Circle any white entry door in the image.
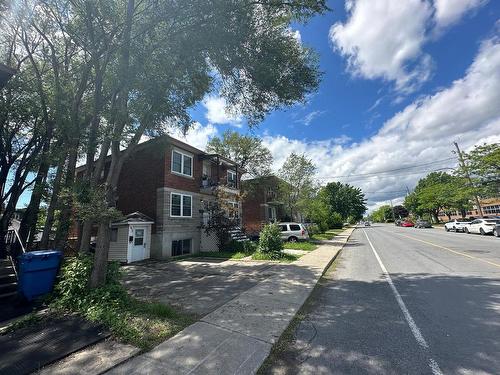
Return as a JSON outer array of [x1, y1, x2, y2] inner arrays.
[[130, 226, 147, 262]]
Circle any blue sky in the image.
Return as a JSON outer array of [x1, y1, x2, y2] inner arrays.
[[176, 0, 500, 210], [16, 0, 500, 211]]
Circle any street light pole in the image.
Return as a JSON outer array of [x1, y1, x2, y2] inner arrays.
[[453, 141, 483, 218]]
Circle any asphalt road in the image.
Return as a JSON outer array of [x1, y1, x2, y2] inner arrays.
[[262, 224, 500, 375]]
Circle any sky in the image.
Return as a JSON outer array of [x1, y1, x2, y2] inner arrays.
[[170, 0, 500, 212], [13, 0, 500, 212]]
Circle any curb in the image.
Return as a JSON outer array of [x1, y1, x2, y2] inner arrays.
[[319, 227, 355, 277], [105, 227, 356, 375], [256, 227, 355, 373]]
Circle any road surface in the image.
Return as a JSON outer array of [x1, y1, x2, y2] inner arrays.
[[261, 224, 500, 375]]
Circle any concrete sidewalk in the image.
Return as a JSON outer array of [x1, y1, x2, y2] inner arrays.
[[107, 228, 355, 375]]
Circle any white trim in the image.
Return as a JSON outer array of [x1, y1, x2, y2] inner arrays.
[[170, 192, 193, 218], [171, 149, 193, 177], [227, 169, 236, 187]]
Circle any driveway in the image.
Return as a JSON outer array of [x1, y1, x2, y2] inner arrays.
[[121, 258, 275, 316]]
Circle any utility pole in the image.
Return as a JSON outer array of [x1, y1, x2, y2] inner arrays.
[[390, 200, 396, 222], [405, 185, 410, 196], [454, 141, 483, 217]]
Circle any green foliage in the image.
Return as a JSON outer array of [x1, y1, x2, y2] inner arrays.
[[278, 153, 316, 219], [283, 241, 317, 251], [252, 252, 301, 263], [461, 143, 500, 197], [320, 182, 367, 222], [371, 205, 393, 222], [257, 223, 284, 259], [405, 171, 475, 221], [329, 212, 344, 229], [206, 131, 273, 178], [51, 255, 192, 350]]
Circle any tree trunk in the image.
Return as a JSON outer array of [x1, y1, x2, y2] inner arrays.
[[40, 154, 66, 249], [18, 162, 49, 249], [89, 221, 110, 287], [54, 142, 79, 249]]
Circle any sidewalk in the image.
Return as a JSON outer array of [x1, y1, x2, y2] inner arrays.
[[107, 228, 355, 375]]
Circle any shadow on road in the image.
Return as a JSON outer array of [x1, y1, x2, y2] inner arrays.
[[261, 272, 500, 375]]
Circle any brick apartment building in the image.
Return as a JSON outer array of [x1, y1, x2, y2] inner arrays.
[[438, 197, 500, 221], [241, 176, 291, 236], [76, 136, 242, 261]]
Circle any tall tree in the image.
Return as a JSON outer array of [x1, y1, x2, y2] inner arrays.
[[461, 143, 500, 197], [278, 153, 316, 220], [320, 182, 367, 222], [86, 0, 327, 287], [206, 131, 273, 178]]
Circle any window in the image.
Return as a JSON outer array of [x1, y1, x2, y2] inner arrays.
[[279, 225, 288, 232], [227, 201, 239, 218], [134, 229, 144, 246], [110, 228, 118, 242], [170, 193, 192, 217], [171, 150, 193, 177], [172, 239, 191, 256], [268, 206, 276, 221], [289, 224, 301, 231], [227, 170, 236, 188]]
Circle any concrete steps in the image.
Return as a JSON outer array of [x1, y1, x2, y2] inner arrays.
[[0, 259, 17, 300]]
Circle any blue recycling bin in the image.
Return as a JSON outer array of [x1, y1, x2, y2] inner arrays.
[[17, 250, 62, 301]]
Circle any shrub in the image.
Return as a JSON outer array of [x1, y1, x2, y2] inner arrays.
[[223, 239, 257, 254], [257, 223, 283, 259], [51, 254, 192, 350], [306, 223, 320, 235], [329, 212, 344, 229]]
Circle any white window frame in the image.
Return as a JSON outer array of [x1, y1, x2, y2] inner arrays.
[[171, 149, 193, 177], [227, 170, 237, 187], [227, 201, 239, 218], [170, 192, 193, 218]]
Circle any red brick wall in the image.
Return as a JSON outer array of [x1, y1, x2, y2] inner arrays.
[[116, 143, 165, 223], [164, 144, 203, 192]]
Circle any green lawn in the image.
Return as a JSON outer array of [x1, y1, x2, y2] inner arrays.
[[310, 228, 344, 241], [283, 241, 318, 251], [251, 251, 302, 262], [193, 251, 249, 260]]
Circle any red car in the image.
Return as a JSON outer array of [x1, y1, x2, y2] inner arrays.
[[401, 220, 414, 227]]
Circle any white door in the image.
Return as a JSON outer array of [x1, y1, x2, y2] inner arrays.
[[130, 227, 146, 262]]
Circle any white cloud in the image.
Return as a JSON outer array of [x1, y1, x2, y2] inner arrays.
[[295, 110, 326, 126], [202, 95, 242, 127], [263, 38, 500, 207], [330, 0, 486, 93], [434, 0, 487, 30], [168, 122, 218, 150]]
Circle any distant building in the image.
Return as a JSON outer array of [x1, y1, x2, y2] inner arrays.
[[438, 197, 500, 220]]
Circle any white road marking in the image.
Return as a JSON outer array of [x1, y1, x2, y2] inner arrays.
[[363, 229, 443, 375]]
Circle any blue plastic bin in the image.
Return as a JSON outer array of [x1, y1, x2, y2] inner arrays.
[[17, 250, 62, 301]]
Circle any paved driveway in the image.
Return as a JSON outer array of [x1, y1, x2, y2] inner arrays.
[[122, 258, 275, 316]]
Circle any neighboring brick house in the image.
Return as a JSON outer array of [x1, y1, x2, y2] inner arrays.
[[241, 176, 289, 236], [76, 135, 242, 260], [438, 197, 500, 221]]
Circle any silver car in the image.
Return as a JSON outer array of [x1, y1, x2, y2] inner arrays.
[[278, 222, 309, 242]]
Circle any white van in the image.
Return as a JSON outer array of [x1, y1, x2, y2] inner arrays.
[[278, 222, 309, 242]]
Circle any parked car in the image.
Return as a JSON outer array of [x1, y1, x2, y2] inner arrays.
[[278, 222, 309, 242], [415, 220, 432, 228], [493, 223, 499, 237], [364, 221, 371, 227], [444, 219, 471, 232], [464, 218, 500, 235], [401, 220, 414, 227]]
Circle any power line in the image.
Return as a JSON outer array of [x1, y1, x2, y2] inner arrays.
[[317, 167, 456, 181], [316, 157, 456, 179]]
